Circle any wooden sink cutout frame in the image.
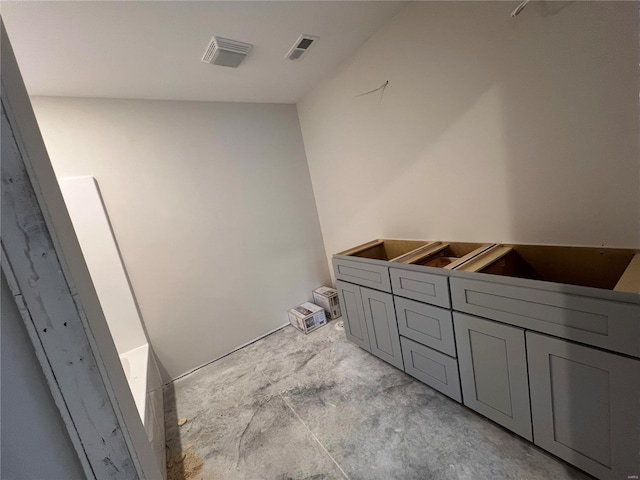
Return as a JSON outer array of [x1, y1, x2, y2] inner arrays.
[[338, 239, 435, 262], [457, 244, 640, 293], [394, 241, 493, 270]]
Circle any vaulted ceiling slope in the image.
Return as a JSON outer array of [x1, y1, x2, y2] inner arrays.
[[1, 1, 406, 104]]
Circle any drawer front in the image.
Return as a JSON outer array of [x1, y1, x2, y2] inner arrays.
[[333, 257, 391, 292], [450, 277, 640, 359], [401, 337, 461, 402], [390, 268, 450, 308], [527, 332, 640, 480], [454, 312, 532, 441], [395, 297, 456, 357]]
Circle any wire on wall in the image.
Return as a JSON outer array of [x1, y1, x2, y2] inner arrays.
[[355, 80, 389, 103]]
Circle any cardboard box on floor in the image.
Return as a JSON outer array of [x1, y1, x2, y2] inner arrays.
[[312, 286, 341, 320], [288, 302, 327, 334]]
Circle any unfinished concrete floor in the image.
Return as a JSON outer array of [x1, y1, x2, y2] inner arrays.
[[164, 323, 590, 480]]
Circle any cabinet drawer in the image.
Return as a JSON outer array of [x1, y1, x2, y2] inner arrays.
[[400, 337, 461, 402], [333, 257, 391, 292], [390, 267, 450, 308], [395, 297, 456, 357], [527, 332, 640, 480], [450, 277, 640, 358]]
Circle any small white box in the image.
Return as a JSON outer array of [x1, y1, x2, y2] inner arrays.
[[288, 302, 327, 334], [312, 286, 341, 320]]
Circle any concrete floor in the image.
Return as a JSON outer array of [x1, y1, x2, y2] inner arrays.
[[164, 323, 590, 480]]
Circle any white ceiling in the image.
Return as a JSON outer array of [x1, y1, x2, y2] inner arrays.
[[1, 1, 405, 104]]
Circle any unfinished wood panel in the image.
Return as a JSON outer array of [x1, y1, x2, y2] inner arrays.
[[361, 287, 404, 369], [389, 267, 450, 308], [401, 337, 461, 402], [454, 313, 532, 441], [340, 239, 432, 261], [527, 332, 640, 480], [337, 239, 384, 257], [333, 257, 392, 292], [399, 242, 493, 270], [455, 245, 513, 273], [395, 297, 456, 357], [466, 244, 636, 290], [614, 254, 640, 294], [336, 280, 370, 351], [450, 277, 640, 358], [394, 242, 449, 265]]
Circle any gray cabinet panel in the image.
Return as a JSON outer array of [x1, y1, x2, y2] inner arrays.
[[333, 258, 391, 292], [395, 297, 456, 357], [450, 277, 640, 358], [390, 267, 450, 308], [336, 280, 370, 352], [401, 337, 461, 402], [527, 332, 640, 480], [361, 287, 403, 369], [453, 313, 532, 440]]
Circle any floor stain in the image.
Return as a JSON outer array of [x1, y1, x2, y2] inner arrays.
[[167, 445, 204, 480]]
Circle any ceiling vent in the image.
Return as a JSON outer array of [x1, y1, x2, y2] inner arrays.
[[201, 36, 252, 68], [286, 34, 319, 61]]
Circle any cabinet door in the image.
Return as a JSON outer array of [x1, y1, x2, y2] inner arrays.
[[454, 312, 532, 440], [336, 280, 370, 352], [527, 332, 640, 480], [361, 287, 404, 369]]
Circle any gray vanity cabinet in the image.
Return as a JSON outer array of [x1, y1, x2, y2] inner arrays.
[[527, 332, 640, 480], [453, 312, 533, 441], [336, 280, 370, 352], [336, 280, 404, 369], [334, 240, 640, 480]]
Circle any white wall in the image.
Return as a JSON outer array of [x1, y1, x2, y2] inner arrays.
[[298, 1, 640, 272], [1, 274, 86, 480], [32, 97, 330, 380]]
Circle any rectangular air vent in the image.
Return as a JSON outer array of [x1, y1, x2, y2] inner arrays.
[[202, 36, 252, 68], [286, 34, 319, 61]]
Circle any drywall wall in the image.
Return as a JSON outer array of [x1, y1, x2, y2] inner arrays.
[[298, 1, 640, 271], [1, 274, 86, 480], [31, 97, 330, 380], [3, 20, 162, 478]]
